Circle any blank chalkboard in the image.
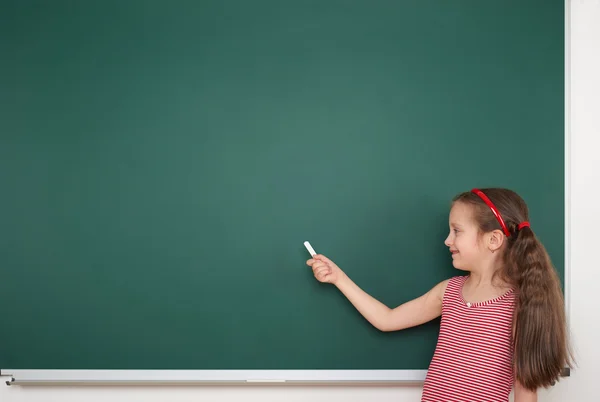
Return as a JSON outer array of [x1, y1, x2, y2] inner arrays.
[[0, 0, 564, 371]]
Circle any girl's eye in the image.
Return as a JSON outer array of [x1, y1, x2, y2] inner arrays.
[[453, 229, 459, 234]]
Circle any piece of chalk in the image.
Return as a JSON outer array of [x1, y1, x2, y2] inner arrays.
[[304, 241, 316, 257]]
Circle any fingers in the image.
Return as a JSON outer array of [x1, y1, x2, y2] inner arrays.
[[313, 263, 332, 282], [308, 254, 335, 265], [306, 254, 336, 283], [315, 268, 332, 282], [314, 254, 335, 265], [307, 256, 331, 267], [311, 261, 324, 272]]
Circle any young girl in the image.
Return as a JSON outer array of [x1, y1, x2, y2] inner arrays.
[[307, 188, 572, 402]]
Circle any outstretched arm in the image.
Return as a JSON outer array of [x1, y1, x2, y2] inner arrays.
[[308, 254, 448, 332]]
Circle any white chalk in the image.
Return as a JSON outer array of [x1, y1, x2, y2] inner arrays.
[[303, 241, 317, 257]]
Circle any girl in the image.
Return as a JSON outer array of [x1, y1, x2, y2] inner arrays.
[[307, 188, 573, 402]]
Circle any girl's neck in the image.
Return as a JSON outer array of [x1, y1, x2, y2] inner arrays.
[[467, 268, 509, 289]]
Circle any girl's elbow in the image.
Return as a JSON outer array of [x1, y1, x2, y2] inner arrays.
[[371, 310, 397, 332], [375, 320, 400, 332], [371, 320, 391, 332]]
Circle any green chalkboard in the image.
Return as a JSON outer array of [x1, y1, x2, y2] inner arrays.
[[0, 0, 564, 370]]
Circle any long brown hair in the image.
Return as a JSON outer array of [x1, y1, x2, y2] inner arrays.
[[453, 188, 573, 390]]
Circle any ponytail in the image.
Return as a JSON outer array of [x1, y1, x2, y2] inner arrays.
[[506, 226, 573, 390]]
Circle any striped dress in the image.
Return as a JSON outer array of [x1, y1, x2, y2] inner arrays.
[[421, 276, 516, 402]]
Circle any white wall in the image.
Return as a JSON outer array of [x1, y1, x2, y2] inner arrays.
[[2, 1, 598, 401]]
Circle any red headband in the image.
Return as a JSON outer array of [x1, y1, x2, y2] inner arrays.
[[470, 188, 530, 237]]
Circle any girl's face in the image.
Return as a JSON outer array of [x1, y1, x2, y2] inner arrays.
[[444, 202, 486, 271]]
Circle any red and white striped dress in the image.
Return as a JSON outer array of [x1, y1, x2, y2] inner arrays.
[[421, 276, 516, 402]]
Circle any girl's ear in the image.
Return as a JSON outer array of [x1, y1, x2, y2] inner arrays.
[[488, 229, 506, 253]]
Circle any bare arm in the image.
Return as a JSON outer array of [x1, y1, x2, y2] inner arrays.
[[514, 380, 537, 402], [308, 254, 447, 332], [336, 275, 447, 331]]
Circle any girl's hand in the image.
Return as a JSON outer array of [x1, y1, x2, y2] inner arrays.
[[306, 254, 344, 285]]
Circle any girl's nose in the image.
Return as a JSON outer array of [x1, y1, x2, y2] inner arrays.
[[444, 234, 452, 247]]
